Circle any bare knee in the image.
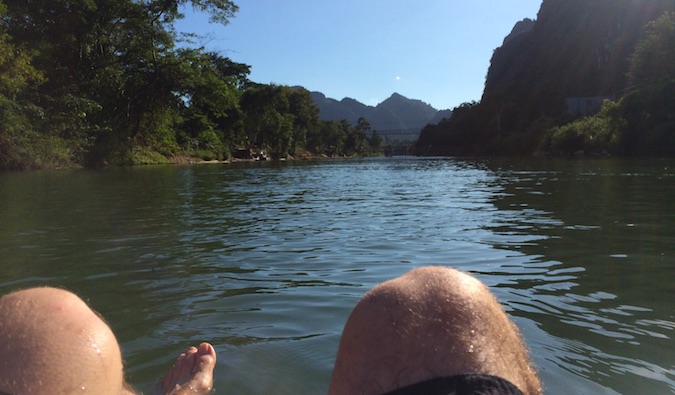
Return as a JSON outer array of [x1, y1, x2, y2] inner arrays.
[[361, 266, 495, 330], [382, 266, 540, 393], [0, 287, 125, 395], [356, 266, 499, 359], [330, 267, 542, 395], [387, 266, 488, 302]]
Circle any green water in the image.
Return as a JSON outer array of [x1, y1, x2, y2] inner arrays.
[[0, 157, 673, 394]]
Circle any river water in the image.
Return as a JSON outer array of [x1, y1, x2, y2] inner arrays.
[[0, 157, 673, 394]]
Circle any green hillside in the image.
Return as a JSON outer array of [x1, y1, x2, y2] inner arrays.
[[414, 0, 675, 156]]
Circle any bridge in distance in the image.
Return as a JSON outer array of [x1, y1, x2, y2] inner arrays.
[[368, 128, 422, 143]]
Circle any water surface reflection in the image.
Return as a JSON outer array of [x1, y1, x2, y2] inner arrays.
[[0, 158, 672, 394]]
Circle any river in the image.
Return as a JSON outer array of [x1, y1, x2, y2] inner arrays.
[[0, 157, 673, 394]]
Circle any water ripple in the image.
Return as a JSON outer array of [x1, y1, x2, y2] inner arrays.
[[1, 158, 673, 394]]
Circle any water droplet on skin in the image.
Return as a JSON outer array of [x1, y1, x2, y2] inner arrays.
[[468, 344, 474, 353]]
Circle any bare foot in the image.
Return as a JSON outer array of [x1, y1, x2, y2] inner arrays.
[[157, 342, 217, 395]]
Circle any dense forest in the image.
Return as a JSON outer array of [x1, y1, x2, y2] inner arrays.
[[0, 0, 384, 170], [414, 0, 675, 157]]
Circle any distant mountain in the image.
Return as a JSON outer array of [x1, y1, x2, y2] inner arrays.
[[309, 91, 450, 131]]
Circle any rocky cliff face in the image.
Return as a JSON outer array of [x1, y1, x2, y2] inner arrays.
[[483, 0, 675, 117], [415, 0, 674, 156], [502, 18, 534, 45], [310, 91, 448, 131]]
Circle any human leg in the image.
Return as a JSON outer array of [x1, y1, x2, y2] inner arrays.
[[0, 287, 131, 395], [328, 266, 542, 395], [0, 287, 216, 395]]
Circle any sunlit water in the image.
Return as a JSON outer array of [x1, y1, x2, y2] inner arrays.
[[0, 157, 673, 394]]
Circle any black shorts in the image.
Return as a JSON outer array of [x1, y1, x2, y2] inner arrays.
[[383, 374, 525, 395]]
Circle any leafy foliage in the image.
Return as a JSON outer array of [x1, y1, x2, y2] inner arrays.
[[541, 100, 625, 155], [0, 2, 52, 170], [0, 0, 385, 169], [629, 12, 675, 87], [0, 0, 250, 169]]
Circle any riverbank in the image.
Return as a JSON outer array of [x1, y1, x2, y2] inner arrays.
[[168, 151, 341, 166]]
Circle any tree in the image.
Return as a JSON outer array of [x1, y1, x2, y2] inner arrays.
[[413, 101, 481, 156], [177, 50, 249, 158], [620, 12, 675, 154], [239, 85, 322, 158], [0, 1, 49, 170], [287, 88, 319, 155], [628, 12, 675, 88], [353, 117, 371, 153], [176, 0, 238, 24], [369, 130, 384, 149], [240, 84, 292, 156], [0, 0, 243, 166], [542, 100, 625, 155]]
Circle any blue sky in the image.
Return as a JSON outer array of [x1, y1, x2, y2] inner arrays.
[[176, 1, 542, 110]]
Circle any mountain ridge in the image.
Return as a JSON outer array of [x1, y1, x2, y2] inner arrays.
[[307, 90, 452, 132]]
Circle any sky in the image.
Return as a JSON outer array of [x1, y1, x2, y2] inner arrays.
[[175, 1, 542, 110]]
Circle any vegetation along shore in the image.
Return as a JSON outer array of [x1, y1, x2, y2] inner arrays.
[[0, 0, 673, 171]]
